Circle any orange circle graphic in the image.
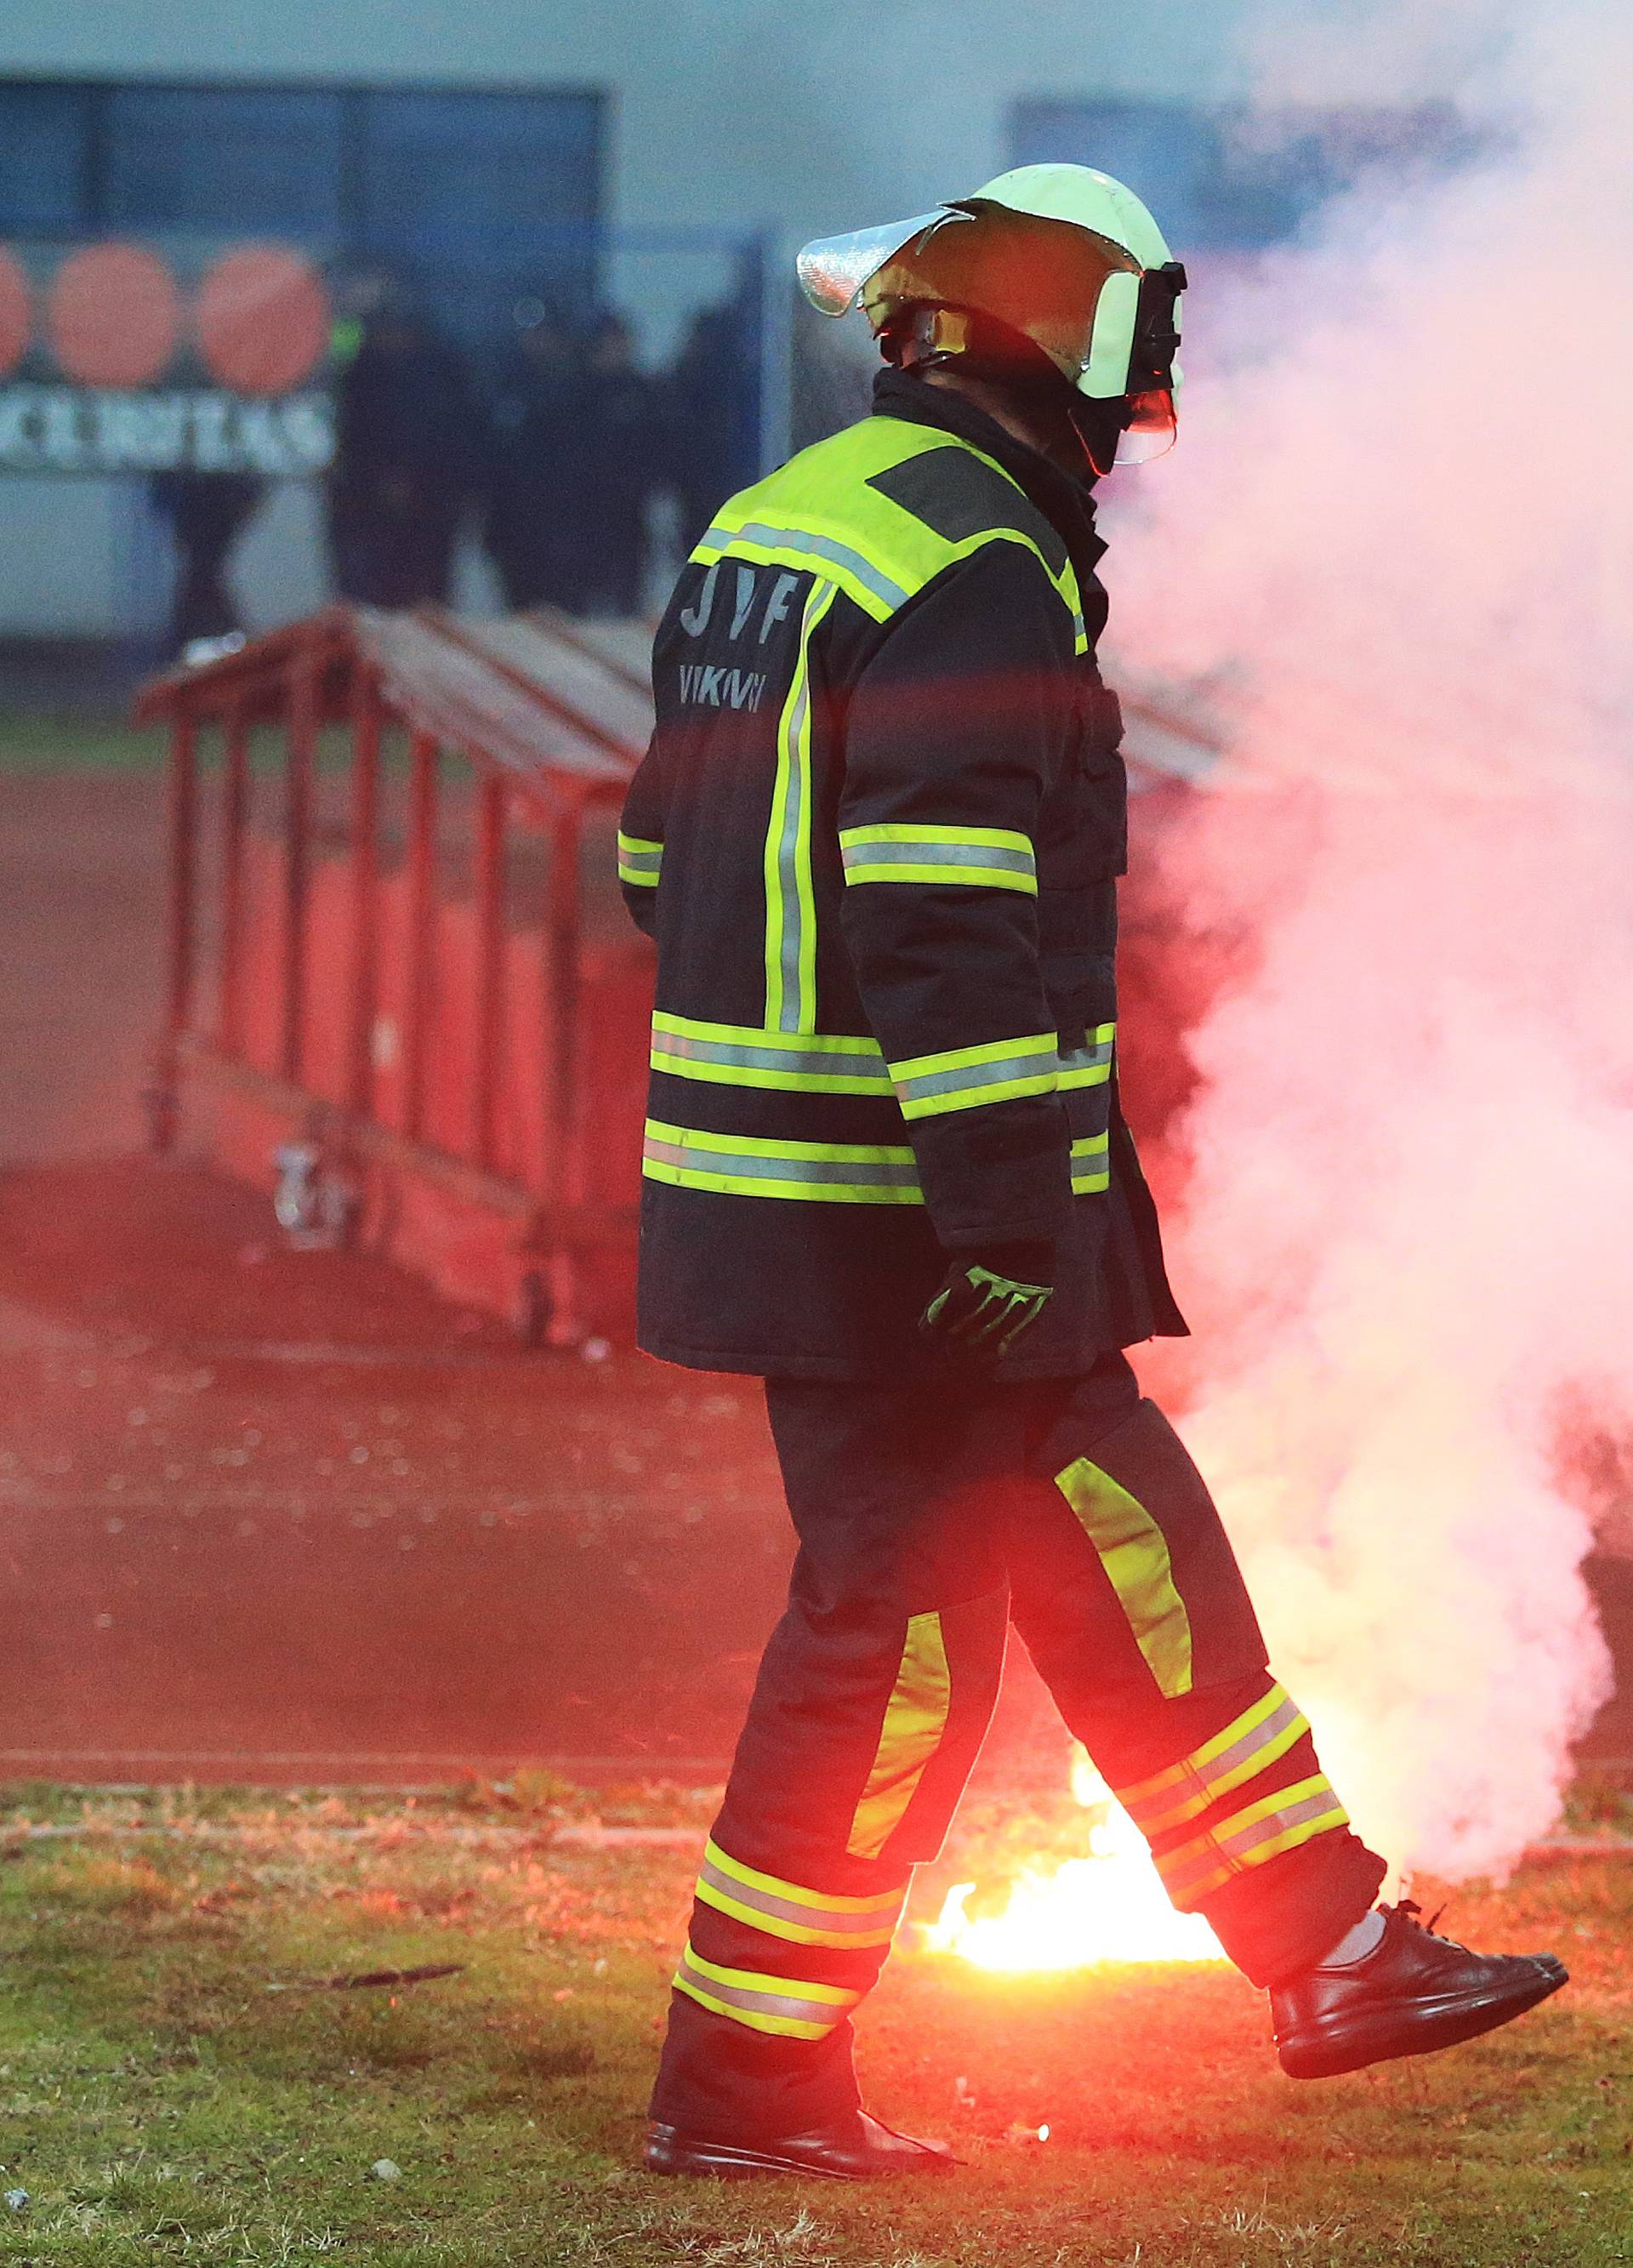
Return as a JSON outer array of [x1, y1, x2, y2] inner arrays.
[[0, 248, 31, 378], [196, 246, 330, 395], [48, 242, 180, 387]]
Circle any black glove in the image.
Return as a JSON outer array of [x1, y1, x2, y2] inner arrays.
[[919, 1239, 1055, 1362]]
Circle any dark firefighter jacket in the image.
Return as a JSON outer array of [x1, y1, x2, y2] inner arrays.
[[617, 369, 1185, 1381]]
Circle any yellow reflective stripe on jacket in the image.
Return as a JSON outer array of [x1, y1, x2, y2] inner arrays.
[[888, 1031, 1060, 1121], [644, 1118, 1113, 1203], [672, 1946, 863, 2040], [650, 1012, 892, 1095], [617, 832, 662, 886], [649, 1017, 1113, 1117], [839, 823, 1038, 897], [642, 1119, 924, 1205], [764, 576, 839, 1034], [1156, 1775, 1350, 1911], [1120, 1686, 1311, 1841], [694, 521, 911, 622], [1059, 1025, 1115, 1088], [694, 1839, 905, 1950], [1054, 1455, 1194, 1696], [847, 1610, 951, 1859], [697, 417, 1085, 642], [1071, 1134, 1111, 1194]]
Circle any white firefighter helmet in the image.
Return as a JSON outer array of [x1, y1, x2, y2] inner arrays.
[[796, 162, 1186, 467]]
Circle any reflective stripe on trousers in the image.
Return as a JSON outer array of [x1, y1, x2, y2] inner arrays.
[[1054, 1450, 1195, 1696], [672, 1946, 864, 2040], [847, 1609, 952, 1860], [694, 1838, 906, 1949], [1155, 1774, 1351, 1910], [1118, 1684, 1311, 1840]]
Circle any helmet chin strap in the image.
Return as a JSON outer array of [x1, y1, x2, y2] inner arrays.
[[883, 303, 1121, 486]]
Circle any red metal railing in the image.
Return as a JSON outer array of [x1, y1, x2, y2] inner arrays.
[[134, 605, 650, 1344]]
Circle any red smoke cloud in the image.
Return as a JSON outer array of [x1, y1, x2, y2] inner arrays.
[[1105, 0, 1631, 1875]]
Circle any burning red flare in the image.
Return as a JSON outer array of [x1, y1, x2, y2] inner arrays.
[[925, 1750, 1226, 1969]]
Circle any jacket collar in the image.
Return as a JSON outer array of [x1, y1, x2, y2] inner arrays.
[[870, 367, 1107, 577]]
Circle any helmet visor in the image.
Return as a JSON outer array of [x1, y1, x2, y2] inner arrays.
[[796, 209, 969, 316], [1114, 385, 1178, 467]]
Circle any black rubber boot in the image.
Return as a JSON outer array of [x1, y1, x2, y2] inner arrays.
[[1271, 1900, 1568, 2079], [644, 2109, 959, 2180]]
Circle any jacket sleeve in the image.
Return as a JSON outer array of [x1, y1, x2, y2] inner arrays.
[[617, 734, 665, 938], [838, 538, 1077, 1251]]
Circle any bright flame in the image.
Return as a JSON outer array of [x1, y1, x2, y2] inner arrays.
[[925, 1752, 1226, 1969]]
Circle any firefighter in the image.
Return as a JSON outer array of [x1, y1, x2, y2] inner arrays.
[[618, 164, 1567, 2181]]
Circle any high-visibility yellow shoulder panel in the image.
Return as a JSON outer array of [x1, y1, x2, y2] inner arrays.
[[696, 419, 1084, 643]]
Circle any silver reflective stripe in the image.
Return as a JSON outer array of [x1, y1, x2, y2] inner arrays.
[[654, 1029, 889, 1083], [1212, 1787, 1340, 1872], [1239, 1784, 1338, 1843], [654, 1016, 881, 1055], [1071, 1135, 1110, 1192], [1059, 1035, 1114, 1085], [617, 831, 663, 886], [704, 519, 911, 612], [697, 1855, 901, 1942], [841, 839, 1035, 878], [643, 1126, 922, 1193], [674, 1951, 854, 2033], [895, 1046, 1059, 1107], [645, 1140, 918, 1189], [768, 579, 831, 1033], [1162, 1780, 1346, 1906], [1124, 1691, 1308, 1838]]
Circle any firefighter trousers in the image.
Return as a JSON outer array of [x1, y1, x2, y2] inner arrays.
[[651, 1353, 1386, 2140]]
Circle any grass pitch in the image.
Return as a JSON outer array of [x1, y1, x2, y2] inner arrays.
[[0, 1781, 1627, 2267]]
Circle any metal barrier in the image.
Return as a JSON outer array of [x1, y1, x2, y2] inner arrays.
[[134, 606, 651, 1344], [136, 604, 1218, 1343]]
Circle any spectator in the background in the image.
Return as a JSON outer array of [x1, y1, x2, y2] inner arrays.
[[149, 470, 265, 664], [326, 265, 402, 379], [326, 293, 475, 609], [664, 299, 754, 552], [574, 311, 661, 618], [481, 299, 586, 613]]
